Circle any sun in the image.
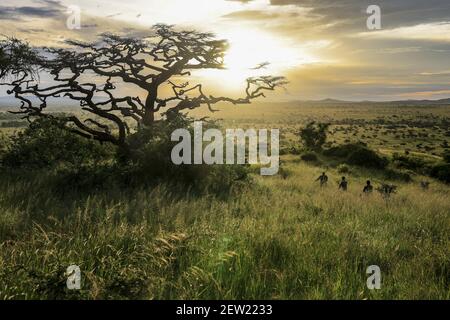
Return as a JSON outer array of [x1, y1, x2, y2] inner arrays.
[[195, 26, 316, 92]]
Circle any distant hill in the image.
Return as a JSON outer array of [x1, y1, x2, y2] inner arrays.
[[296, 98, 450, 106], [0, 96, 82, 110], [1, 96, 449, 112], [389, 98, 450, 105]]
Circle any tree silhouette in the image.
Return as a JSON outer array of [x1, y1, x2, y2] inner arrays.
[[299, 122, 330, 151], [0, 38, 38, 80], [0, 25, 287, 148]]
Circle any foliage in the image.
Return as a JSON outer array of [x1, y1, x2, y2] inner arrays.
[[323, 142, 388, 169], [323, 142, 366, 158], [299, 122, 330, 151], [346, 147, 388, 169], [123, 114, 249, 190], [337, 164, 350, 174], [300, 152, 319, 162], [392, 153, 426, 171], [280, 144, 302, 155], [0, 37, 38, 79], [1, 118, 113, 169], [429, 163, 450, 184], [0, 27, 286, 147], [48, 114, 249, 195], [383, 169, 412, 182], [443, 151, 450, 164]]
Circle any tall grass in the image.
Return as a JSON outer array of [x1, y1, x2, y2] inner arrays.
[[0, 159, 448, 300]]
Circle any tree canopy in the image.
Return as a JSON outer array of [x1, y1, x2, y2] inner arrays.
[[0, 25, 287, 148], [299, 122, 330, 151]]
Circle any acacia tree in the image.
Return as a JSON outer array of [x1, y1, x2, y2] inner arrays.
[[0, 25, 286, 150], [0, 38, 38, 80], [299, 122, 330, 151]]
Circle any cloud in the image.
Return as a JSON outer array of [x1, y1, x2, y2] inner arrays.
[[1, 0, 449, 101], [357, 22, 450, 42], [419, 70, 450, 76], [17, 28, 46, 34], [0, 0, 66, 20], [397, 89, 450, 98], [226, 0, 253, 3], [236, 0, 450, 30], [223, 10, 282, 20]]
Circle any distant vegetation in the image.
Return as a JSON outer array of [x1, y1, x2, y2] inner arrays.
[[299, 122, 330, 151], [323, 142, 388, 169]]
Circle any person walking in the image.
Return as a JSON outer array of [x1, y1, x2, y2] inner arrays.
[[316, 172, 329, 187], [363, 180, 373, 194], [338, 177, 348, 191]]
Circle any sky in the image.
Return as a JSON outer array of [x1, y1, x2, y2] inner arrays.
[[1, 0, 450, 101]]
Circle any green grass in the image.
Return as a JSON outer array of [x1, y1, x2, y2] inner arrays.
[[0, 102, 448, 300], [0, 158, 448, 300]]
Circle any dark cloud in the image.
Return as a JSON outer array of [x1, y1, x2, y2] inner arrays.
[[0, 0, 65, 20], [236, 0, 450, 29]]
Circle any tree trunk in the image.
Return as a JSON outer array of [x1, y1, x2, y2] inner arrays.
[[142, 109, 155, 126], [143, 90, 156, 126]]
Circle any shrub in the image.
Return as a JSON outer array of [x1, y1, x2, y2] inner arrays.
[[392, 153, 425, 171], [429, 164, 450, 184], [299, 122, 330, 151], [383, 169, 412, 182], [443, 151, 450, 164], [324, 142, 388, 169], [117, 114, 250, 193], [301, 152, 318, 162], [323, 142, 367, 158], [0, 133, 9, 155], [347, 147, 388, 169], [337, 164, 350, 174], [1, 118, 113, 169], [4, 115, 251, 195], [280, 145, 302, 155], [52, 165, 118, 196]]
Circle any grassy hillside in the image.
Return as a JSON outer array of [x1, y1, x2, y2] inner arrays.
[[0, 157, 448, 300], [0, 102, 448, 300]]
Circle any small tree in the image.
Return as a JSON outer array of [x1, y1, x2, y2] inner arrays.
[[0, 37, 38, 79], [0, 25, 286, 154], [299, 122, 330, 151]]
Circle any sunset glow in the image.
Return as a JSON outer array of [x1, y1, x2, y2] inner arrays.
[[0, 0, 449, 100], [196, 27, 315, 90]]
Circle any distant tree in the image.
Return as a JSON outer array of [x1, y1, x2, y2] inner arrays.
[[299, 122, 330, 151], [0, 25, 287, 154], [0, 37, 38, 79]]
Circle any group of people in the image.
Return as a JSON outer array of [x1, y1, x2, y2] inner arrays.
[[315, 172, 374, 194], [315, 172, 431, 197]]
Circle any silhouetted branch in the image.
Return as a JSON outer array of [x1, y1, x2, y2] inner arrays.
[[0, 25, 286, 147]]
